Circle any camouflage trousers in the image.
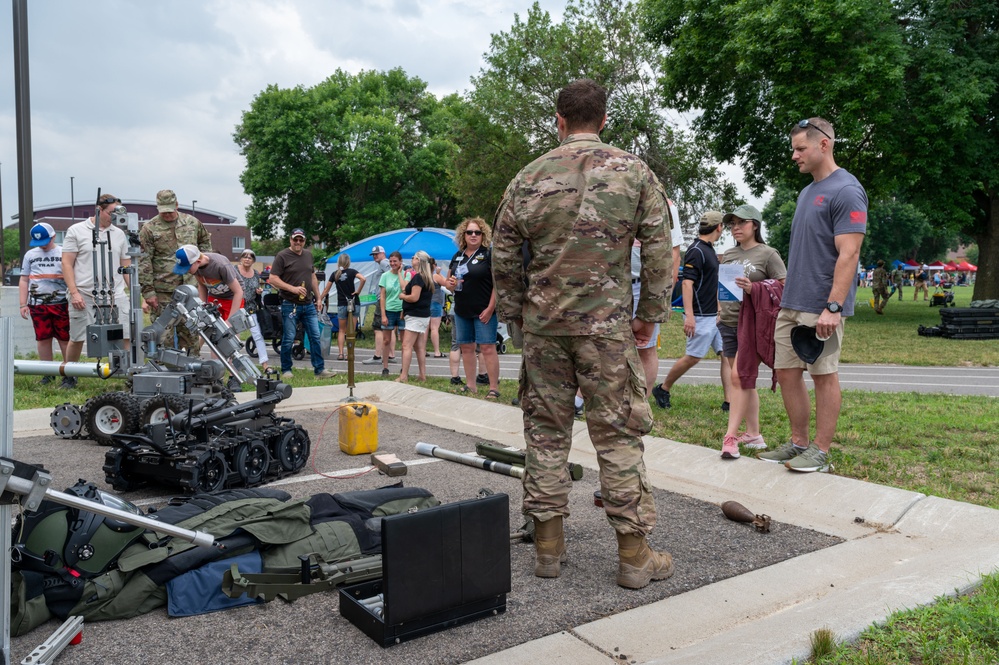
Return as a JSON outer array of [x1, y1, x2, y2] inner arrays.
[[872, 286, 890, 313], [150, 291, 202, 353], [519, 332, 657, 537]]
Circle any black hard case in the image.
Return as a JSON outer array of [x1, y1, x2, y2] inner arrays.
[[338, 492, 511, 647]]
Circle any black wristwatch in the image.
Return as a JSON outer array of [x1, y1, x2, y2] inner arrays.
[[825, 301, 842, 313]]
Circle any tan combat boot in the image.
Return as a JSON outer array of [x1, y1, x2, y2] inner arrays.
[[616, 532, 675, 589], [533, 516, 567, 578]]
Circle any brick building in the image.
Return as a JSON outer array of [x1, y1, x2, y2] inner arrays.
[[5, 199, 251, 261]]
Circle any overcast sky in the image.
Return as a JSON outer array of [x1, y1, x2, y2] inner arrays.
[[1, 0, 758, 243]]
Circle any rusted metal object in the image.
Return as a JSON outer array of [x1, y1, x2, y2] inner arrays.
[[721, 500, 771, 533]]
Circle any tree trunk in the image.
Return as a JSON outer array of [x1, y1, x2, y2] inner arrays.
[[971, 194, 998, 301]]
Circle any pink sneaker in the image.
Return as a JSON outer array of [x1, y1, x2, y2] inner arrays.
[[721, 435, 740, 460], [737, 433, 767, 450]]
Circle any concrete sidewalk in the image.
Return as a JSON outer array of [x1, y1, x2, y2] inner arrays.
[[13, 383, 999, 664]]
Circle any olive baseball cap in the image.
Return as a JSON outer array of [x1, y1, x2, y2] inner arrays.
[[723, 204, 762, 225], [156, 189, 179, 213]]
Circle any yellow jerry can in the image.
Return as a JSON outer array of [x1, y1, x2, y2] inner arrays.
[[339, 402, 379, 455]]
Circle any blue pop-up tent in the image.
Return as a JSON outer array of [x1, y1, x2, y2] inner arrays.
[[323, 227, 458, 315]]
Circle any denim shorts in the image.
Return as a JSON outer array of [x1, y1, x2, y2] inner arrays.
[[685, 315, 723, 358], [430, 301, 444, 318], [383, 310, 404, 331], [453, 311, 497, 346], [337, 302, 360, 321]]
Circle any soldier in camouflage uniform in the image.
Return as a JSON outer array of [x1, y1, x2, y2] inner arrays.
[[492, 79, 675, 590], [139, 189, 212, 350], [871, 259, 890, 314]]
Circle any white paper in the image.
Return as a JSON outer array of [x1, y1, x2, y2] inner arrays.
[[718, 264, 745, 302]]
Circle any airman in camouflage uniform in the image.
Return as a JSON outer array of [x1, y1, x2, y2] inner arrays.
[[139, 189, 212, 350], [492, 79, 675, 590], [871, 259, 890, 314]]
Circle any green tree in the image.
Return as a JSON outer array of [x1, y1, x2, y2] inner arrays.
[[233, 68, 460, 251], [640, 0, 999, 299], [458, 0, 740, 236]]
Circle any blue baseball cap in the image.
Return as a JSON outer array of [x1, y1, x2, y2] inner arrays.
[[29, 223, 55, 247], [173, 244, 201, 274]]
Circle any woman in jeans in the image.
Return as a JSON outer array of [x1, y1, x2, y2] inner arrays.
[[438, 217, 500, 398], [396, 250, 434, 382]]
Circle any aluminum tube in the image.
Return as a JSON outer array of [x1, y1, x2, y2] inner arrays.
[[13, 359, 113, 378], [2, 474, 217, 548], [415, 442, 524, 479]]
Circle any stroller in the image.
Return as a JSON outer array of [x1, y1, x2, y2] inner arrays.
[[248, 292, 307, 359], [929, 283, 955, 307]]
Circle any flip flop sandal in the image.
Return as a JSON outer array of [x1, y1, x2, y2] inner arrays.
[[336, 354, 346, 361], [452, 385, 471, 394], [484, 390, 501, 400]]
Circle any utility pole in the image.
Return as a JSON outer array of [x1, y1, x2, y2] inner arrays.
[[13, 0, 34, 259], [70, 175, 75, 222]]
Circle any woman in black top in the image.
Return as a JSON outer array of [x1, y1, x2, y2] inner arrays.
[[320, 254, 365, 360], [397, 250, 434, 382], [436, 217, 500, 398]]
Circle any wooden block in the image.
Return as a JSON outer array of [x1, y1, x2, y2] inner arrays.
[[371, 453, 407, 477]]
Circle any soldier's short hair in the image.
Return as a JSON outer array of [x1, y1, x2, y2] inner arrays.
[[557, 79, 607, 130]]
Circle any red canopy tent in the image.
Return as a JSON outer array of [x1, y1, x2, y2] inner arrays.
[[957, 260, 977, 272], [925, 260, 947, 270], [944, 261, 959, 271], [903, 259, 921, 269]]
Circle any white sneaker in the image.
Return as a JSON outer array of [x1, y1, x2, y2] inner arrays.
[[737, 433, 767, 450], [281, 371, 294, 379]]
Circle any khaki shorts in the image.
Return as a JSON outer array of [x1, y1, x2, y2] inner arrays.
[[773, 308, 843, 375], [69, 293, 132, 343]]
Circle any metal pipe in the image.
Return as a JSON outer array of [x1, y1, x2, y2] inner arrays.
[[13, 359, 114, 379], [1, 472, 217, 549], [415, 442, 524, 479]]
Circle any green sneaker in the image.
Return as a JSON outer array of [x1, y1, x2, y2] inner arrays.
[[757, 440, 805, 464], [784, 444, 833, 473]]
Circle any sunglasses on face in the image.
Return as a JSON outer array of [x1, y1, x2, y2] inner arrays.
[[291, 237, 305, 242], [465, 230, 482, 236], [798, 119, 833, 141], [726, 219, 753, 228]]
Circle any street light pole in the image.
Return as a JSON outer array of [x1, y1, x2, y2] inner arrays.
[[70, 176, 75, 222], [192, 200, 197, 216]]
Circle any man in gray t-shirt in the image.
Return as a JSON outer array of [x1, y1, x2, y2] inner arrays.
[[758, 117, 867, 474]]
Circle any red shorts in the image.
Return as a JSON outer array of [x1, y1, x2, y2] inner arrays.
[[207, 296, 234, 320], [29, 303, 70, 341]]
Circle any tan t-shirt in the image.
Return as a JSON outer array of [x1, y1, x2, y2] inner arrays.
[[718, 244, 787, 327]]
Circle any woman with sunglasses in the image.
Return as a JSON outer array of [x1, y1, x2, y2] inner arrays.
[[717, 205, 786, 460], [234, 249, 270, 371], [439, 217, 500, 398]]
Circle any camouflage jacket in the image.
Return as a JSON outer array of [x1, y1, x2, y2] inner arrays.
[[492, 133, 671, 337], [872, 266, 890, 290], [138, 213, 212, 297]]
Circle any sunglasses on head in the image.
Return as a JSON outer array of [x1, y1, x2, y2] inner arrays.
[[465, 229, 482, 236], [797, 119, 833, 141], [99, 197, 121, 206]]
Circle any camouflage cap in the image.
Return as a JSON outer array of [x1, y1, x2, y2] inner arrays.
[[698, 210, 723, 233], [156, 189, 179, 213]]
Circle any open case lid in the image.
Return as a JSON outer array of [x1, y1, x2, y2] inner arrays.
[[381, 492, 511, 625]]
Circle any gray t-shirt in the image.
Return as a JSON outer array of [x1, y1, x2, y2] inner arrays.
[[719, 243, 787, 327], [194, 253, 239, 300], [781, 168, 868, 316]]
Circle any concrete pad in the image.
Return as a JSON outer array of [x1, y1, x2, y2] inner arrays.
[[469, 631, 613, 665], [12, 382, 999, 665]]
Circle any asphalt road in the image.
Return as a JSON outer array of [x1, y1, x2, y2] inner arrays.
[[301, 352, 999, 397]]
